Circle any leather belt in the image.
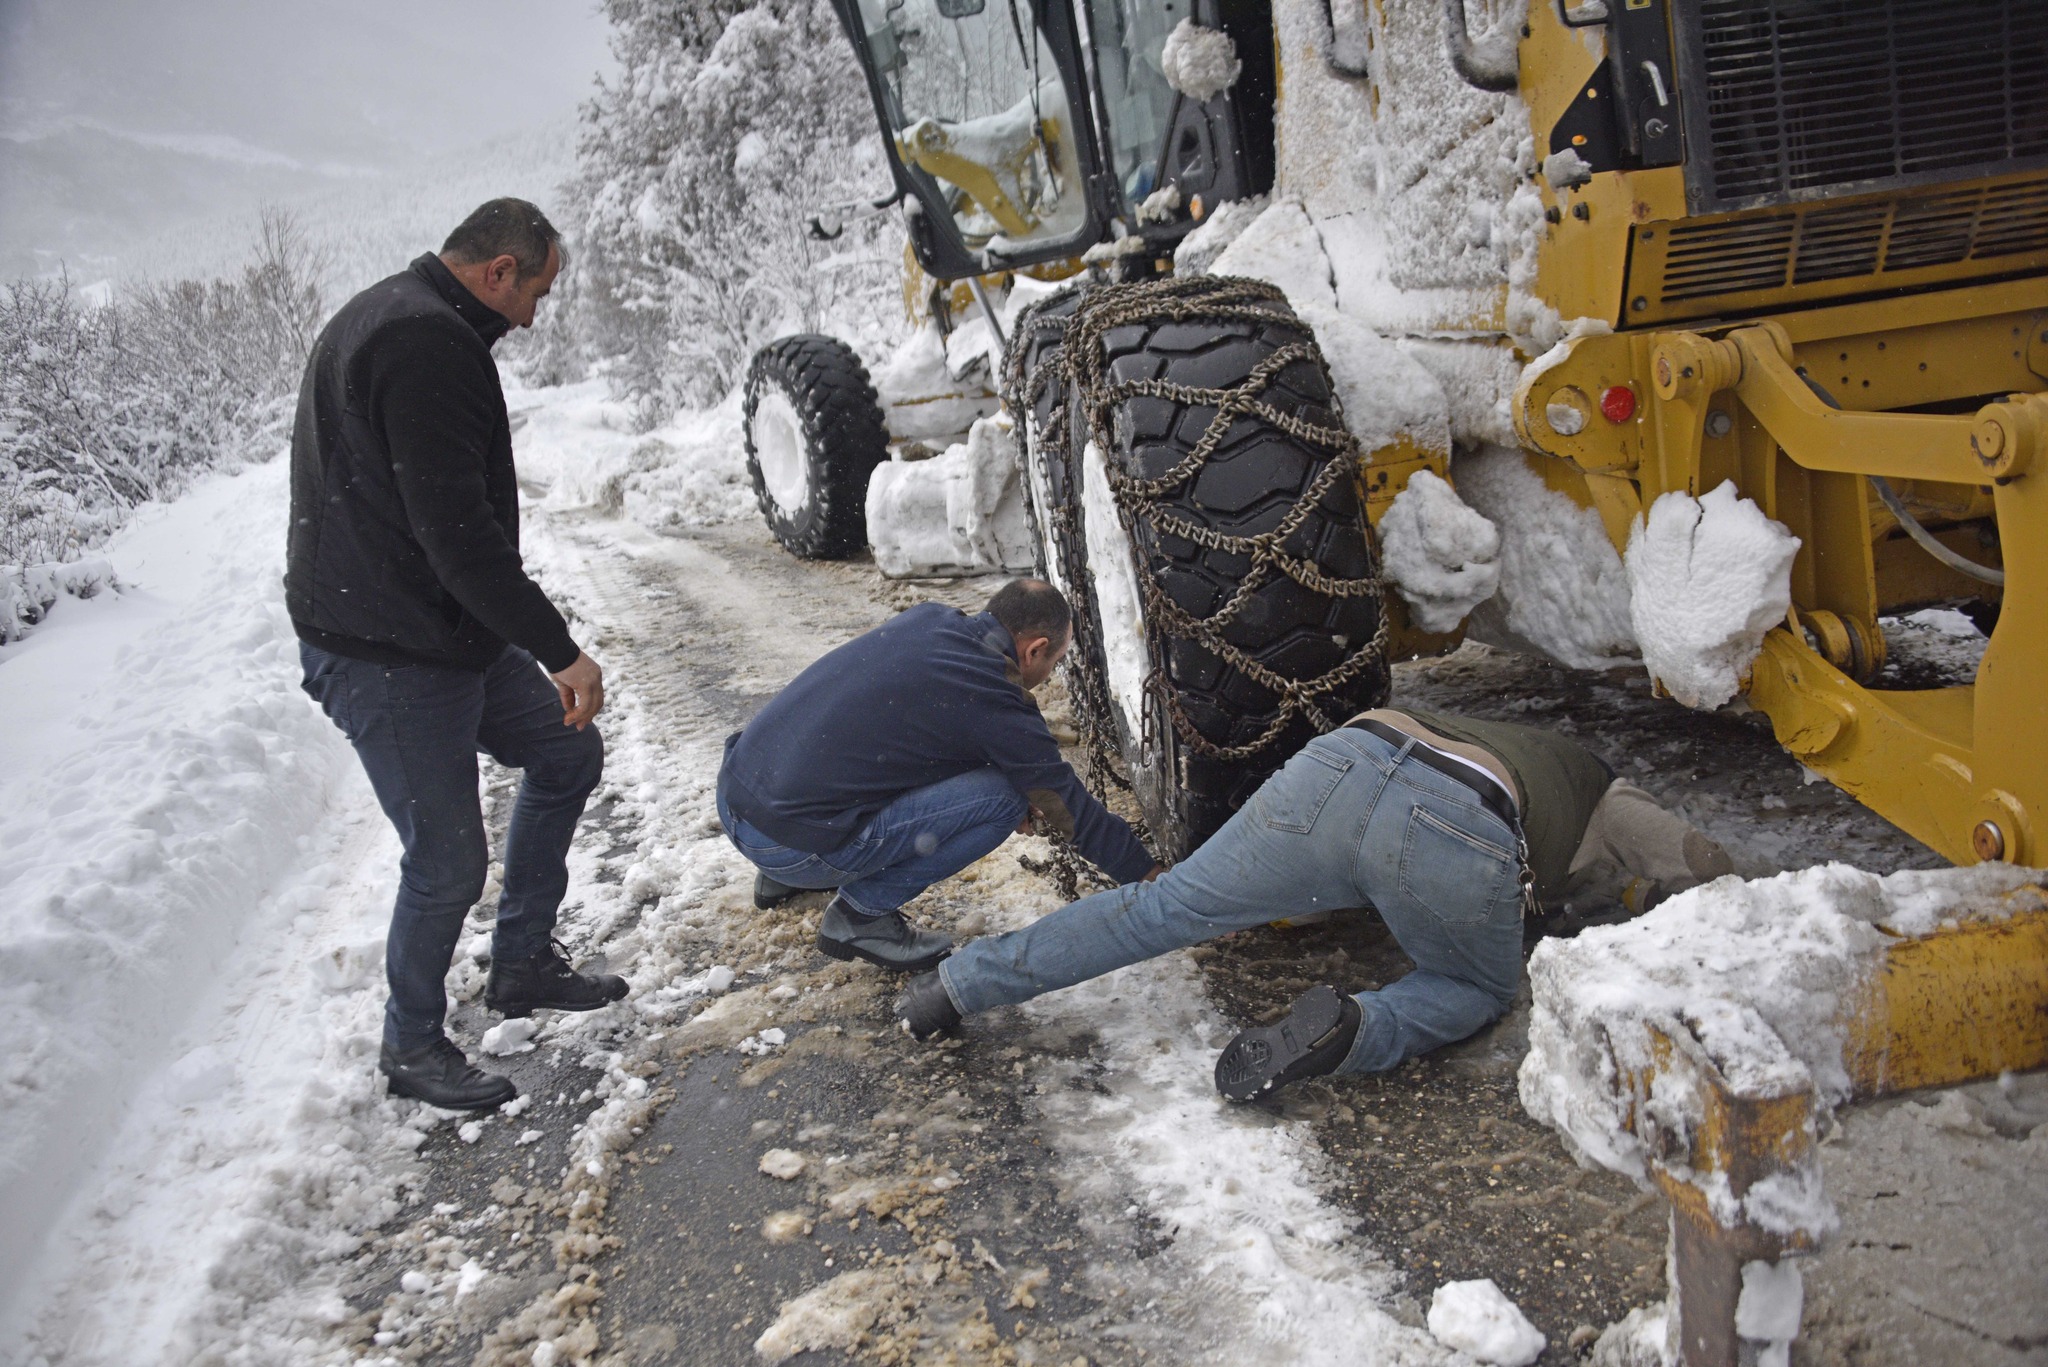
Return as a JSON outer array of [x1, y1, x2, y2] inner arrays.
[[1346, 717, 1519, 831]]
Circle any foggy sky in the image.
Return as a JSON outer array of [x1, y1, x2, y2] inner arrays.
[[0, 0, 615, 168]]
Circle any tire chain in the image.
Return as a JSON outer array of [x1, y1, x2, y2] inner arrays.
[[1002, 276, 1389, 891], [1004, 289, 1143, 901]]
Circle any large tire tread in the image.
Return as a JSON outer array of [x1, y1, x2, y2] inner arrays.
[[744, 334, 889, 560], [1020, 280, 1390, 860]]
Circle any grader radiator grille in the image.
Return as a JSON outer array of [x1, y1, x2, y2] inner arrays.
[[1677, 0, 2048, 214], [1630, 173, 2048, 321]]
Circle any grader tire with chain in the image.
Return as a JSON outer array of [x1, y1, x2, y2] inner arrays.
[[743, 334, 890, 559], [1014, 277, 1390, 864]]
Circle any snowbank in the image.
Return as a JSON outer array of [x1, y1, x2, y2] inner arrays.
[[1518, 862, 2048, 1242], [0, 454, 387, 1331], [1625, 482, 1800, 709], [508, 379, 758, 531], [865, 413, 1037, 578], [1453, 445, 1637, 669], [1377, 469, 1500, 632]]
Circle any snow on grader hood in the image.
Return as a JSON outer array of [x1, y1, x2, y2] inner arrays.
[[740, 0, 2045, 886]]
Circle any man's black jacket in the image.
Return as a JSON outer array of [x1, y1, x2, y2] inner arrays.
[[285, 253, 579, 673]]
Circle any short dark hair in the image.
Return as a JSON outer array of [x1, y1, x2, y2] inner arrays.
[[441, 197, 565, 281], [987, 579, 1071, 643]]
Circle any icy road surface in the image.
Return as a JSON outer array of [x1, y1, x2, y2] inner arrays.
[[2, 381, 2039, 1367]]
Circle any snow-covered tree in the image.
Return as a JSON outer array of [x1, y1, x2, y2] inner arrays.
[[0, 209, 324, 571], [562, 0, 903, 414]]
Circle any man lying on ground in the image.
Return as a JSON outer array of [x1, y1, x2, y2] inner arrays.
[[896, 707, 1732, 1098], [717, 579, 1162, 972]]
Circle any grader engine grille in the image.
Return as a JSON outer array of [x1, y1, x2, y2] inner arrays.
[[1678, 0, 2048, 214], [1635, 172, 2048, 318]]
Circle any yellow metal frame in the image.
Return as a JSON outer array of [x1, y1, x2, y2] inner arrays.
[[1513, 277, 2048, 867], [1602, 897, 2048, 1366]]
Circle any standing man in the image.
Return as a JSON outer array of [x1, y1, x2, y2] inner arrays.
[[899, 707, 1733, 1098], [718, 580, 1160, 971], [289, 198, 626, 1112]]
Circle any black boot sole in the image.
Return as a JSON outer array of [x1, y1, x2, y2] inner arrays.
[[384, 1072, 517, 1111], [816, 932, 950, 975], [1215, 985, 1353, 1102], [754, 882, 800, 910]]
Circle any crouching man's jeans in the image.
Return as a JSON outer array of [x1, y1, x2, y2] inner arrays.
[[939, 726, 1525, 1074], [299, 642, 605, 1051], [717, 768, 1027, 916]]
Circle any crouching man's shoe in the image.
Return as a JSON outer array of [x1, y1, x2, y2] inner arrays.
[[816, 897, 951, 973], [754, 871, 800, 910], [896, 971, 962, 1040], [1215, 985, 1362, 1102], [381, 1037, 517, 1110], [486, 937, 629, 1018]]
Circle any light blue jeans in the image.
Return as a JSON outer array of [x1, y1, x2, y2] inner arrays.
[[717, 768, 1027, 916], [938, 727, 1526, 1074]]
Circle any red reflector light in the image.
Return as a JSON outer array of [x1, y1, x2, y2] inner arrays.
[[1600, 385, 1637, 423]]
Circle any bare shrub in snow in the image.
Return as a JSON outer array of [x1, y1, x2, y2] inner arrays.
[[563, 0, 903, 416], [0, 208, 325, 624]]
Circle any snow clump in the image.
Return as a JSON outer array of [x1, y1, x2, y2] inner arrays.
[[1427, 1278, 1546, 1365], [1625, 481, 1800, 709], [754, 1269, 887, 1362], [1207, 198, 1335, 311], [480, 1017, 541, 1055], [1453, 444, 1637, 669], [868, 324, 999, 444], [866, 413, 1036, 578], [1736, 1259, 1803, 1367], [1160, 20, 1242, 101], [1172, 194, 1268, 275], [739, 1026, 787, 1056], [758, 1147, 807, 1180], [1377, 470, 1501, 632]]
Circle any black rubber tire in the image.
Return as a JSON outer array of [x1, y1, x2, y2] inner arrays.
[[1040, 281, 1390, 861], [743, 335, 890, 559]]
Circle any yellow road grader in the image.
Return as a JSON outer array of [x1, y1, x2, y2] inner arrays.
[[731, 5, 2048, 1358], [744, 0, 2043, 878]]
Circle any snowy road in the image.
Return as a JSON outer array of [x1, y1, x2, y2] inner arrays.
[[4, 385, 2039, 1367]]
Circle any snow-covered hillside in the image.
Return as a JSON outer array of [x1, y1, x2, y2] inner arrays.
[[103, 120, 580, 302]]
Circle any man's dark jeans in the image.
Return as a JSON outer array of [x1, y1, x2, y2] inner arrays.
[[299, 642, 604, 1050]]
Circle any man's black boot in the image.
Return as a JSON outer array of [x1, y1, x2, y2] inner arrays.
[[896, 971, 962, 1040], [380, 1037, 517, 1110], [816, 897, 952, 973], [486, 937, 629, 1018], [1215, 985, 1363, 1102], [754, 871, 799, 910]]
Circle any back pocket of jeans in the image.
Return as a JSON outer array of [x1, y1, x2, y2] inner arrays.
[[1398, 805, 1514, 925], [1259, 746, 1354, 834]]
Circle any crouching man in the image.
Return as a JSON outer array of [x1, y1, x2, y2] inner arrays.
[[897, 708, 1732, 1099], [717, 580, 1160, 972]]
